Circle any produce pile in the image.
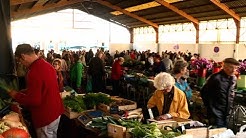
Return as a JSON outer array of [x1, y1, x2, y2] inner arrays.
[[89, 116, 182, 138], [63, 93, 112, 112], [0, 112, 29, 138], [63, 95, 86, 112], [83, 93, 112, 109]]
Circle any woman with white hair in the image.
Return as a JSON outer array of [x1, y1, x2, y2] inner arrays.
[[147, 72, 190, 120]]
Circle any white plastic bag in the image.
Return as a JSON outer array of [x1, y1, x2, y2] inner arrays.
[[211, 129, 235, 138], [234, 125, 246, 138]]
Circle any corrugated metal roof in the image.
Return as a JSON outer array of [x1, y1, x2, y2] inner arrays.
[[11, 0, 246, 28]]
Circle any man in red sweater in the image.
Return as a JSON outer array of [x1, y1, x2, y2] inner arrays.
[[111, 57, 124, 96], [8, 44, 64, 138]]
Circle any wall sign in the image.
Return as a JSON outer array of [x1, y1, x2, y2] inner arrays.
[[173, 44, 179, 50], [214, 46, 219, 53]]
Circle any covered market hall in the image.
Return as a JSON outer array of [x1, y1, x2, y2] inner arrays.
[[1, 0, 246, 138]]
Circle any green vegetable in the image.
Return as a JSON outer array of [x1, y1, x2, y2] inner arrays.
[[160, 129, 182, 138], [130, 123, 163, 138], [89, 116, 120, 137], [0, 78, 18, 92], [83, 93, 111, 109], [63, 95, 86, 112]]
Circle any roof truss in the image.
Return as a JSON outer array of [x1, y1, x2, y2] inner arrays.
[[11, 0, 37, 5], [12, 0, 84, 19], [95, 0, 159, 28], [155, 0, 199, 25], [210, 0, 240, 21]]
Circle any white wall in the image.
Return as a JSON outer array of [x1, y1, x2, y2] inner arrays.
[[133, 42, 157, 53], [238, 44, 246, 60], [199, 44, 234, 62], [159, 44, 197, 54], [107, 42, 246, 62], [109, 43, 130, 55]]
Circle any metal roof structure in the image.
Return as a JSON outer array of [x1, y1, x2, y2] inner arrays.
[[11, 0, 246, 29]]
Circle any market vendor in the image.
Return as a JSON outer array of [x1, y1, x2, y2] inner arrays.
[[147, 72, 190, 120]]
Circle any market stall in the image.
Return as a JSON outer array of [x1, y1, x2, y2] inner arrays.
[[59, 90, 233, 138]]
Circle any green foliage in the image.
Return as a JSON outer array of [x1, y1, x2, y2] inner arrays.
[[63, 95, 86, 112], [119, 119, 182, 138], [89, 116, 120, 136], [0, 78, 18, 92], [64, 86, 74, 92], [130, 123, 163, 138], [0, 98, 7, 110], [0, 78, 18, 101], [160, 130, 182, 138], [83, 93, 111, 109]]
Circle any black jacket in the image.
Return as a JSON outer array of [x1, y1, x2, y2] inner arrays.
[[88, 57, 105, 76], [201, 70, 237, 118]]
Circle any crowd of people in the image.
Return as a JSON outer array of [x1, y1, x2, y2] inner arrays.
[[16, 48, 199, 94], [10, 43, 245, 138]]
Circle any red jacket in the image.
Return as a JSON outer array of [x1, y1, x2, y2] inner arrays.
[[111, 60, 123, 80], [15, 58, 64, 128]]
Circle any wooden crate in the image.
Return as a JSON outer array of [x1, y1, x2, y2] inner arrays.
[[97, 103, 110, 113], [176, 134, 193, 138], [149, 117, 192, 129], [97, 99, 137, 112], [185, 127, 208, 138], [108, 123, 127, 138], [64, 107, 81, 119], [208, 128, 227, 138], [60, 92, 71, 98], [107, 122, 193, 138], [61, 92, 85, 98], [172, 117, 193, 126], [148, 119, 178, 129]]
